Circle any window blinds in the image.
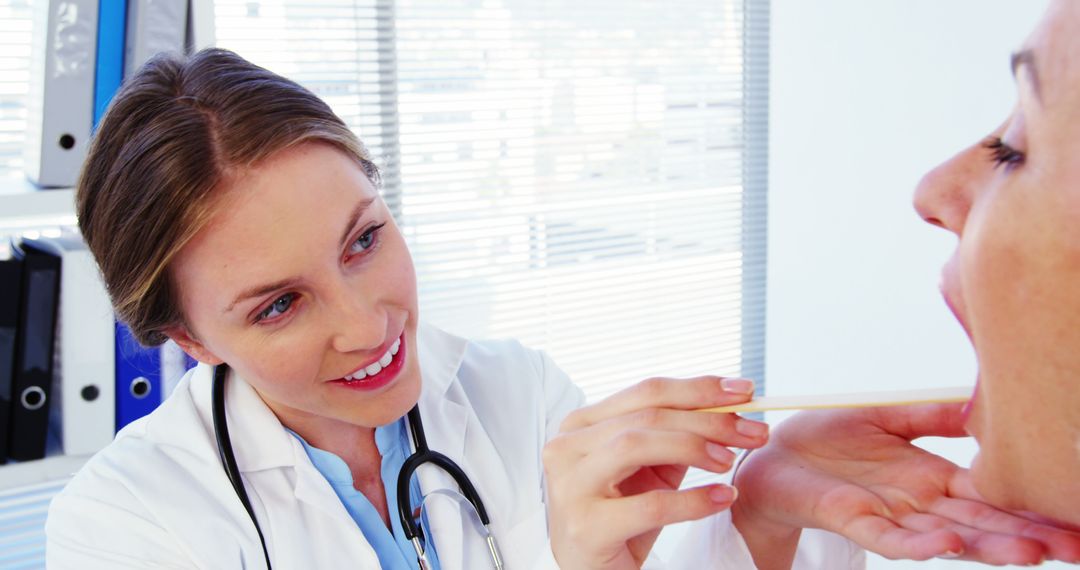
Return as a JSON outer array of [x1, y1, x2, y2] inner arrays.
[[0, 0, 32, 180], [215, 0, 769, 404]]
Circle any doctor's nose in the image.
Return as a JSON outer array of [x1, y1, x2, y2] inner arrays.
[[326, 284, 388, 354], [913, 144, 980, 237]]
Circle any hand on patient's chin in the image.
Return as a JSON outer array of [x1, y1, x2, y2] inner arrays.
[[732, 406, 1080, 566]]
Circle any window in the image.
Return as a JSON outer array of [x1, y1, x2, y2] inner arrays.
[[215, 0, 769, 404], [0, 0, 33, 180]]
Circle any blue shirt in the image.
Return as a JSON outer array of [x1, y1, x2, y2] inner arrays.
[[289, 419, 441, 570]]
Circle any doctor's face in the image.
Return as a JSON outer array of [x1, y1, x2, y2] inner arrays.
[[167, 142, 422, 433], [913, 0, 1080, 525]]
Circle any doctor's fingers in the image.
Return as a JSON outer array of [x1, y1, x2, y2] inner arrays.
[[546, 408, 768, 463], [559, 376, 756, 432], [565, 429, 739, 495], [591, 485, 739, 542]]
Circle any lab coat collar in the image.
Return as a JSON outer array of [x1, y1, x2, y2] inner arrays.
[[191, 322, 473, 474], [189, 362, 296, 473]]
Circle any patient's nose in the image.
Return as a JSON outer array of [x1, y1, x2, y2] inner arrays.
[[913, 144, 980, 236]]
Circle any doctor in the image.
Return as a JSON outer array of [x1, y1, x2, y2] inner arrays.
[[45, 48, 1076, 569], [42, 48, 784, 569]]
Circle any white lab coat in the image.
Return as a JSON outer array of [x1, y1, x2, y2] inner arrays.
[[46, 324, 864, 569]]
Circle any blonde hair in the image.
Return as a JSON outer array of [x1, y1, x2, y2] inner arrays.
[[77, 48, 379, 345]]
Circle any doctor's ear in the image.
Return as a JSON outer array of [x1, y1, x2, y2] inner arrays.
[[163, 325, 224, 366]]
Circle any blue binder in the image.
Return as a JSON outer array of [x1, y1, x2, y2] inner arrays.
[[93, 0, 128, 126], [114, 322, 161, 430]]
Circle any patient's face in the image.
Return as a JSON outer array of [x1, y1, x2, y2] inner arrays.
[[913, 0, 1080, 525]]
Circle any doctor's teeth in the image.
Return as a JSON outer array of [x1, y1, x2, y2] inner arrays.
[[345, 339, 401, 380]]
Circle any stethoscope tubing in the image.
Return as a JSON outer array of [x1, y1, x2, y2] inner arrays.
[[212, 364, 273, 568], [211, 363, 501, 570]]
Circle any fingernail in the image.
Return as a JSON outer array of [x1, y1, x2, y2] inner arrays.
[[721, 378, 755, 394], [706, 442, 734, 465], [709, 485, 737, 504], [735, 418, 769, 438], [939, 549, 964, 559]]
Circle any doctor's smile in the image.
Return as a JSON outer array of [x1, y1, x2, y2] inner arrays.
[[330, 335, 407, 392], [39, 1, 1080, 567]]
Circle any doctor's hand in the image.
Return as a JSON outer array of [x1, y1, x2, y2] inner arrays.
[[730, 403, 1080, 570], [542, 376, 770, 570]]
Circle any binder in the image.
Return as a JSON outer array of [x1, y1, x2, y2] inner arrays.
[[7, 242, 62, 461], [24, 0, 100, 188], [24, 235, 116, 456], [93, 0, 128, 126], [115, 322, 161, 431], [0, 253, 24, 464], [124, 0, 188, 77]]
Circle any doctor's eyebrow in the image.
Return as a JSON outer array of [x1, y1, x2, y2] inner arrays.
[[223, 198, 377, 315], [1011, 49, 1043, 102], [339, 197, 376, 248], [225, 277, 302, 314]]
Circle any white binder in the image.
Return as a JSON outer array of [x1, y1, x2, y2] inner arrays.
[[23, 0, 99, 188], [124, 0, 189, 77], [31, 235, 116, 456]]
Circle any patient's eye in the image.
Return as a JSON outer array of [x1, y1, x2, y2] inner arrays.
[[982, 137, 1025, 170]]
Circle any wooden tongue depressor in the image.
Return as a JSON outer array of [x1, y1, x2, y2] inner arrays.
[[701, 386, 973, 414]]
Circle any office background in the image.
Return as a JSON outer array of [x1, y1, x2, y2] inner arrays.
[[0, 0, 1068, 568]]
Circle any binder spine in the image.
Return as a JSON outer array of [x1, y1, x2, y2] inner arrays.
[[114, 321, 161, 431], [93, 0, 127, 126], [8, 249, 61, 461], [24, 0, 100, 187], [57, 246, 116, 455], [0, 258, 24, 463]]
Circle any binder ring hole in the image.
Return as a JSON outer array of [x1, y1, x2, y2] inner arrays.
[[131, 377, 152, 399], [81, 385, 100, 401], [21, 386, 47, 410], [59, 134, 75, 150]]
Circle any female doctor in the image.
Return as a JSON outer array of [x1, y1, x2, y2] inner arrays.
[[45, 49, 1078, 569]]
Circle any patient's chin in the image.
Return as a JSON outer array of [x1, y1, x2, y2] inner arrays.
[[969, 449, 1021, 511], [972, 444, 1080, 527]]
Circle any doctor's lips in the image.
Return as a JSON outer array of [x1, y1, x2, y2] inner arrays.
[[329, 335, 405, 391]]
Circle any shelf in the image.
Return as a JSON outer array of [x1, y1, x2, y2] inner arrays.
[[0, 178, 77, 232], [0, 454, 89, 494]]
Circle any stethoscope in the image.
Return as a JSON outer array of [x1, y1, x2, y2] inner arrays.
[[211, 364, 506, 569]]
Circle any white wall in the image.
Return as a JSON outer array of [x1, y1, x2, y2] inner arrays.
[[768, 1, 1069, 569]]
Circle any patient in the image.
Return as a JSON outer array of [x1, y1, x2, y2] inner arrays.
[[912, 0, 1080, 526], [726, 0, 1080, 568]]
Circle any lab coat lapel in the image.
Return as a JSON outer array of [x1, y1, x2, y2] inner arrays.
[[413, 325, 471, 570], [192, 365, 382, 566], [414, 403, 469, 570]]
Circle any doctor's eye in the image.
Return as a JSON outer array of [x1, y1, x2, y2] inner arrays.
[[983, 137, 1025, 170], [256, 293, 296, 322], [349, 222, 386, 256]]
